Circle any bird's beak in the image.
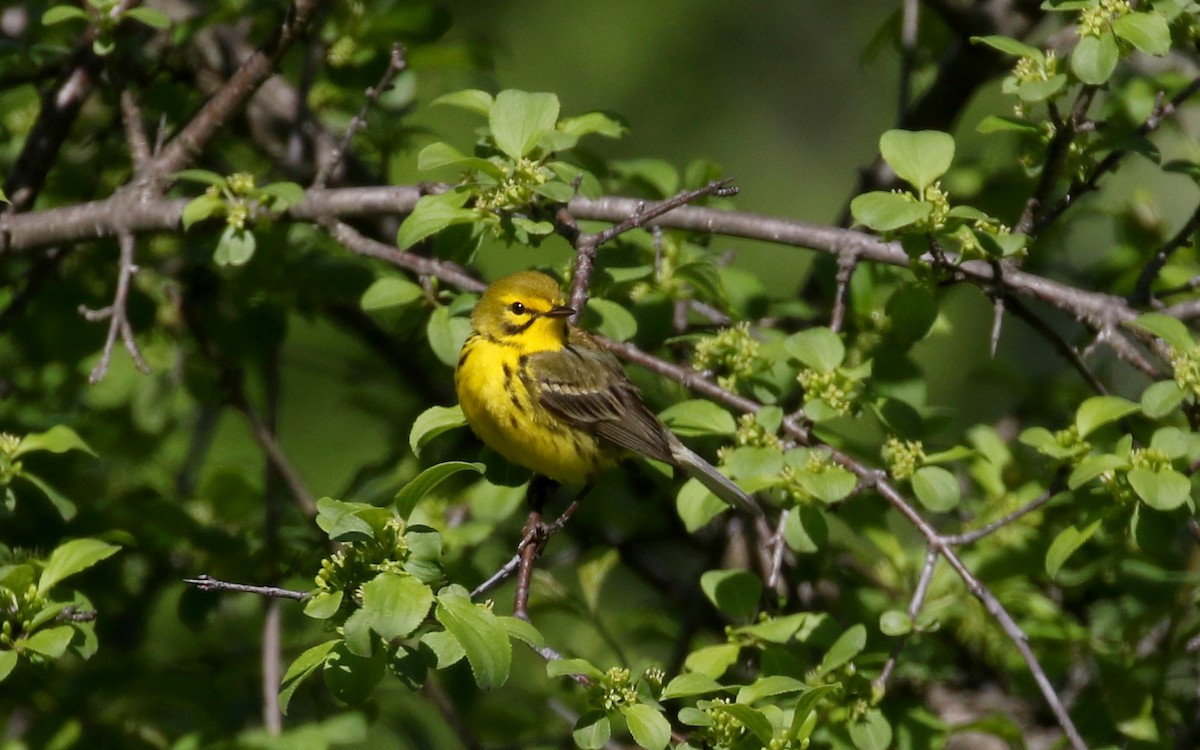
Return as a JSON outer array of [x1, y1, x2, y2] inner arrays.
[[543, 305, 575, 318]]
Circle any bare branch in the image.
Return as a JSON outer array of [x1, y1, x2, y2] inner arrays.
[[568, 179, 738, 314], [313, 43, 407, 189], [873, 546, 938, 691], [80, 232, 150, 384], [143, 0, 330, 181], [1131, 201, 1200, 306], [184, 575, 309, 600]]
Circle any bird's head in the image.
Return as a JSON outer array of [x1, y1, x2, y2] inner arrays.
[[470, 271, 575, 350]]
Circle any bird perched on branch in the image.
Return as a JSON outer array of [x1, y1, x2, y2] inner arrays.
[[455, 270, 760, 516]]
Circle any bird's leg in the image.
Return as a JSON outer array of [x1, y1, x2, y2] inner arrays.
[[514, 474, 558, 620]]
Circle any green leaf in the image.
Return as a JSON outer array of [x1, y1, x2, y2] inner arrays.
[[557, 111, 628, 140], [279, 640, 338, 714], [31, 482, 80, 521], [181, 195, 223, 230], [417, 142, 505, 179], [814, 623, 865, 678], [700, 569, 763, 620], [1068, 453, 1126, 489], [786, 685, 839, 740], [879, 609, 913, 636], [489, 90, 560, 159], [499, 616, 545, 649], [361, 276, 424, 311], [849, 191, 932, 232], [1128, 313, 1194, 351], [15, 425, 96, 457], [658, 399, 736, 437], [123, 7, 170, 29], [422, 630, 465, 668], [785, 328, 845, 371], [708, 702, 773, 744], [394, 461, 483, 518], [912, 466, 960, 512], [323, 642, 386, 705], [885, 284, 938, 347], [879, 130, 955, 192], [582, 298, 638, 342], [426, 305, 472, 367], [1017, 73, 1068, 102], [1129, 467, 1191, 511], [684, 643, 741, 678], [661, 672, 725, 699], [577, 548, 620, 612], [1045, 519, 1102, 579], [214, 225, 256, 266], [1071, 33, 1119, 85], [1113, 12, 1170, 56], [402, 525, 444, 585], [396, 190, 476, 250], [259, 181, 304, 210], [546, 658, 604, 680], [676, 477, 727, 532], [303, 591, 343, 620], [435, 588, 511, 689], [432, 89, 494, 117], [610, 159, 679, 197], [1142, 380, 1185, 418], [22, 625, 74, 658], [0, 651, 17, 682], [573, 711, 611, 750], [848, 709, 893, 750], [409, 404, 466, 458], [797, 467, 858, 505], [1150, 426, 1190, 460], [388, 643, 432, 691], [1075, 395, 1139, 438], [172, 169, 226, 186], [970, 35, 1043, 60], [360, 573, 434, 641], [976, 115, 1041, 134], [620, 704, 671, 750], [38, 538, 120, 593], [736, 675, 807, 704], [783, 506, 828, 553], [42, 6, 89, 25]]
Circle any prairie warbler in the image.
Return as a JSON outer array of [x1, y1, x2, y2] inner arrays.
[[455, 270, 759, 515]]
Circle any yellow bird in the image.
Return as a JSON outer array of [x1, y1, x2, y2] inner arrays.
[[454, 270, 759, 516]]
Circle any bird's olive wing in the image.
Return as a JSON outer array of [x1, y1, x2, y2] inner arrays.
[[523, 340, 675, 464]]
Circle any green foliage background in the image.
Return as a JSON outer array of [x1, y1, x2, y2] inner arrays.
[[4, 1, 1200, 749]]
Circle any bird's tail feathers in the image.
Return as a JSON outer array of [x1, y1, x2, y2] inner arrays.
[[670, 443, 763, 517]]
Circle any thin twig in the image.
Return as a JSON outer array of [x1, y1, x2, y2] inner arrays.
[[829, 251, 858, 334], [235, 397, 318, 518], [1003, 295, 1107, 395], [120, 88, 152, 168], [313, 43, 406, 189], [897, 0, 920, 118], [1131, 201, 1200, 306], [568, 179, 738, 314], [942, 477, 1064, 546], [765, 508, 789, 593], [1034, 76, 1200, 234], [80, 232, 150, 384], [873, 546, 938, 691], [184, 575, 309, 600]]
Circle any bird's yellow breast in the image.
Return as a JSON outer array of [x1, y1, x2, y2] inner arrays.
[[455, 332, 609, 484]]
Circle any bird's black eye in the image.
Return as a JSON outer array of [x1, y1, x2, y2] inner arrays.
[[510, 301, 526, 315]]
